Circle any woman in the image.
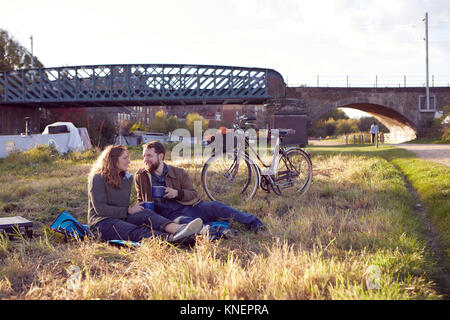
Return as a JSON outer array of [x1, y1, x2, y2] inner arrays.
[[88, 145, 202, 243]]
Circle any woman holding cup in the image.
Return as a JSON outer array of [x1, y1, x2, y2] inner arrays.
[[87, 145, 202, 243]]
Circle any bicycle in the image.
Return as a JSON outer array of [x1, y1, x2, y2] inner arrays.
[[201, 114, 312, 204]]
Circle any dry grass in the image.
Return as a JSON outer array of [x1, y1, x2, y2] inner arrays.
[[0, 146, 444, 299]]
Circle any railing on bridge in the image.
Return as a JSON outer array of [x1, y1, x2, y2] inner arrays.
[[0, 64, 285, 107], [286, 75, 450, 88]]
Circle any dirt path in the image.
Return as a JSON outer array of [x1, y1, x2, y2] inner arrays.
[[390, 143, 450, 167]]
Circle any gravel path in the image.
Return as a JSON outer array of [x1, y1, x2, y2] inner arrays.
[[309, 140, 450, 167], [391, 143, 450, 167]]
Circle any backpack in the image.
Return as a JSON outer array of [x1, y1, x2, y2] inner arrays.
[[49, 210, 91, 240], [49, 209, 140, 247]]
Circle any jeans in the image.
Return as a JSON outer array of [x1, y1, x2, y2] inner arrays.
[[93, 209, 173, 242], [163, 201, 264, 231]]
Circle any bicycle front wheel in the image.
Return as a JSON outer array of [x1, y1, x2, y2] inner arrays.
[[201, 153, 259, 204], [276, 148, 312, 196]]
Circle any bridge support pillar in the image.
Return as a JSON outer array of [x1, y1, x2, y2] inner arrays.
[[266, 98, 308, 147]]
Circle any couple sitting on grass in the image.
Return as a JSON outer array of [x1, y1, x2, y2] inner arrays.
[[88, 141, 264, 244]]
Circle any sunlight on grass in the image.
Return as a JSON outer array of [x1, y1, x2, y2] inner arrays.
[[0, 144, 446, 299]]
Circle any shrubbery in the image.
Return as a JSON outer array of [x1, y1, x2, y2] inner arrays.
[[5, 144, 60, 166], [3, 145, 101, 168]]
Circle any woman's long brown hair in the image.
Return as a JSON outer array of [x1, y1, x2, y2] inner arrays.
[[89, 145, 128, 189]]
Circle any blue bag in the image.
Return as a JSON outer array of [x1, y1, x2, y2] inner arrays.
[[49, 210, 140, 247], [50, 210, 91, 239]]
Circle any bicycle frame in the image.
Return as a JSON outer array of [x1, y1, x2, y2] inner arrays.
[[234, 128, 293, 178]]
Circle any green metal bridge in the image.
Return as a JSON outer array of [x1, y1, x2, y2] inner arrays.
[[0, 64, 286, 107]]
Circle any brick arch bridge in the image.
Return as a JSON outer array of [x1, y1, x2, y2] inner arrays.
[[271, 86, 450, 144]]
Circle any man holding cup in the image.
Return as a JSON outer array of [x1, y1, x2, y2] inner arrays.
[[135, 141, 264, 233]]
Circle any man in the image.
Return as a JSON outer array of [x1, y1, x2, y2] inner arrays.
[[370, 122, 379, 144], [134, 141, 264, 233]]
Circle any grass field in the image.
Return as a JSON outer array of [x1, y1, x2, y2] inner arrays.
[[0, 144, 448, 299]]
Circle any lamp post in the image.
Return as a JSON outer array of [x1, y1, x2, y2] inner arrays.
[[423, 13, 430, 111], [30, 35, 34, 69]]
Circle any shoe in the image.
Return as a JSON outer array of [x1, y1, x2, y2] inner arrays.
[[172, 218, 203, 242]]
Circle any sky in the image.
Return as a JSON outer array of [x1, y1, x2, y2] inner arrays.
[[1, 0, 449, 118]]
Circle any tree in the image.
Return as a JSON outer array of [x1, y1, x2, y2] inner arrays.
[[167, 115, 179, 133], [358, 116, 389, 133], [119, 120, 134, 135], [308, 120, 327, 138], [149, 110, 168, 133], [335, 121, 352, 135], [319, 109, 349, 121], [186, 112, 209, 134], [336, 118, 359, 135], [130, 121, 143, 133], [325, 118, 336, 136], [309, 108, 349, 137], [0, 29, 44, 70]]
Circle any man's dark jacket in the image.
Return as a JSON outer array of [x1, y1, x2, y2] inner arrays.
[[135, 164, 201, 206]]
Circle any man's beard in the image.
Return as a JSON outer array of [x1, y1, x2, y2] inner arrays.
[[146, 159, 160, 172]]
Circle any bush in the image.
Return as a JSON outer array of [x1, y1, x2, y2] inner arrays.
[[5, 144, 60, 166], [63, 148, 100, 163], [417, 118, 443, 139], [442, 124, 450, 142]]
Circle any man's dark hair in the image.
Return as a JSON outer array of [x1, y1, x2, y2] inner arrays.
[[143, 141, 166, 158]]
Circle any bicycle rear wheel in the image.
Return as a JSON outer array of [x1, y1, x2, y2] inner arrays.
[[201, 153, 259, 204], [276, 148, 312, 195]]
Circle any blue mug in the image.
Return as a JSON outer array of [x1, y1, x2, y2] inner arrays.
[[152, 186, 166, 198], [142, 201, 154, 211]]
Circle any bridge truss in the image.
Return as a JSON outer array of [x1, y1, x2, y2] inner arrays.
[[0, 64, 285, 107]]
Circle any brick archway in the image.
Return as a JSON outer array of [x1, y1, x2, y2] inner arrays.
[[337, 103, 417, 143], [310, 100, 417, 143]]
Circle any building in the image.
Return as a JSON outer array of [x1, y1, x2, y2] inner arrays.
[[120, 104, 267, 131]]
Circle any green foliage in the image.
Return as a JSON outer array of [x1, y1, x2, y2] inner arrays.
[[186, 113, 209, 134], [0, 29, 44, 70], [149, 110, 168, 133], [129, 121, 143, 133], [166, 115, 179, 132], [318, 109, 349, 121], [325, 118, 336, 136], [335, 119, 359, 135], [5, 144, 59, 167], [358, 117, 389, 133], [119, 120, 134, 135], [309, 112, 390, 138], [417, 118, 443, 140], [439, 105, 450, 142], [63, 148, 100, 163]]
